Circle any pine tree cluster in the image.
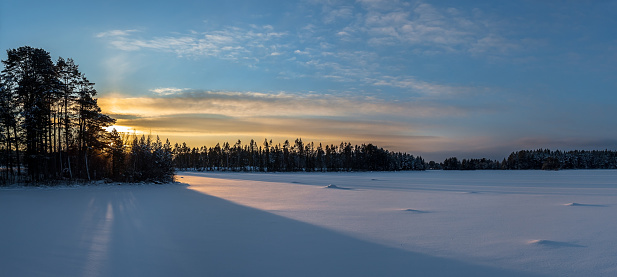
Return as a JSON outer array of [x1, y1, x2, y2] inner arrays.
[[108, 131, 175, 183], [502, 149, 617, 170], [440, 157, 502, 170], [440, 149, 617, 170], [0, 46, 174, 185], [172, 139, 426, 172]]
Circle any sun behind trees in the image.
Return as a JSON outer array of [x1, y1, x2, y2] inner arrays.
[[0, 46, 174, 185]]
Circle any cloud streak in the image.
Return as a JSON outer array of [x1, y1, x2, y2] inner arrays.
[[98, 90, 476, 120], [96, 25, 288, 63], [149, 87, 190, 96]]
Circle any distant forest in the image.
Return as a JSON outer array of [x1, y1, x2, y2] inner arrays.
[[171, 142, 617, 172], [2, 46, 617, 186], [171, 139, 426, 172], [440, 149, 617, 171]]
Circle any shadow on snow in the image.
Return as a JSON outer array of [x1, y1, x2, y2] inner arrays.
[[0, 184, 546, 277]]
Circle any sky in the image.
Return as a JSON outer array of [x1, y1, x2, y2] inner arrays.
[[1, 0, 617, 161]]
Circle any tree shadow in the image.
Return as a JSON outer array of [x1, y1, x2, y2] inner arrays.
[[105, 185, 546, 277]]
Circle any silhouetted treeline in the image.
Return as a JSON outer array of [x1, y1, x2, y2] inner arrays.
[[440, 149, 617, 170], [172, 140, 617, 172], [107, 132, 175, 183], [172, 139, 426, 172], [441, 157, 502, 170], [501, 149, 617, 170], [0, 46, 174, 185]]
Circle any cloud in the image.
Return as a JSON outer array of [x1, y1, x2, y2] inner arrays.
[[322, 6, 355, 24], [95, 3, 526, 93], [106, 114, 142, 120], [99, 90, 428, 118], [307, 1, 525, 56], [360, 4, 475, 50], [98, 90, 480, 132], [469, 35, 521, 55], [97, 25, 288, 63], [294, 49, 310, 55], [96, 88, 535, 160], [356, 0, 407, 11], [149, 87, 190, 96], [284, 1, 530, 92], [96, 29, 139, 38], [370, 76, 474, 96]]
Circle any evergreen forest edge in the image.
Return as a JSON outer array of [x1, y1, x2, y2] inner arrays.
[[1, 46, 616, 186]]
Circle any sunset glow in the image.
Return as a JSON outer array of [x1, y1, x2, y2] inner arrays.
[[104, 125, 142, 134]]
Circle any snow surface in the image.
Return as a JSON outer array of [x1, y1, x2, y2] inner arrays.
[[2, 170, 616, 276]]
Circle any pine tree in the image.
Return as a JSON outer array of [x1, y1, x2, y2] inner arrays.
[[1, 46, 58, 181]]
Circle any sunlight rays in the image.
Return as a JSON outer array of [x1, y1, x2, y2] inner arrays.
[[82, 202, 114, 277]]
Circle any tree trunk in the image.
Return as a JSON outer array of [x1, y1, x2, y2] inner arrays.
[[13, 126, 20, 178], [84, 151, 90, 181], [67, 156, 72, 179]]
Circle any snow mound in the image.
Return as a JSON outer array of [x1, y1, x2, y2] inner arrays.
[[325, 184, 351, 190], [402, 209, 429, 213], [528, 239, 584, 248]]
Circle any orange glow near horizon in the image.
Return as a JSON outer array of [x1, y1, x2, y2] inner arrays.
[[97, 95, 473, 159], [104, 125, 143, 134]]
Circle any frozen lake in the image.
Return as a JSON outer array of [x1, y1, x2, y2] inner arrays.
[[2, 170, 616, 276]]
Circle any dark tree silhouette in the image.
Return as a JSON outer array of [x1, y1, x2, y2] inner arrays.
[[0, 46, 174, 185], [171, 139, 426, 172]]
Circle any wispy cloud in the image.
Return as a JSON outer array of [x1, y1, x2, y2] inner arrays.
[[96, 29, 139, 38], [358, 3, 486, 52], [322, 5, 355, 24], [149, 87, 190, 96], [280, 1, 531, 93], [98, 90, 478, 124], [96, 2, 528, 94], [369, 76, 473, 96], [469, 34, 521, 55], [308, 1, 528, 56], [97, 25, 289, 63]]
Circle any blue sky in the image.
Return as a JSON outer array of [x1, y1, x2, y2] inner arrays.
[[2, 0, 617, 160]]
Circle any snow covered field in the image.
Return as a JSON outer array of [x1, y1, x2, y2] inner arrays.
[[2, 170, 616, 276]]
